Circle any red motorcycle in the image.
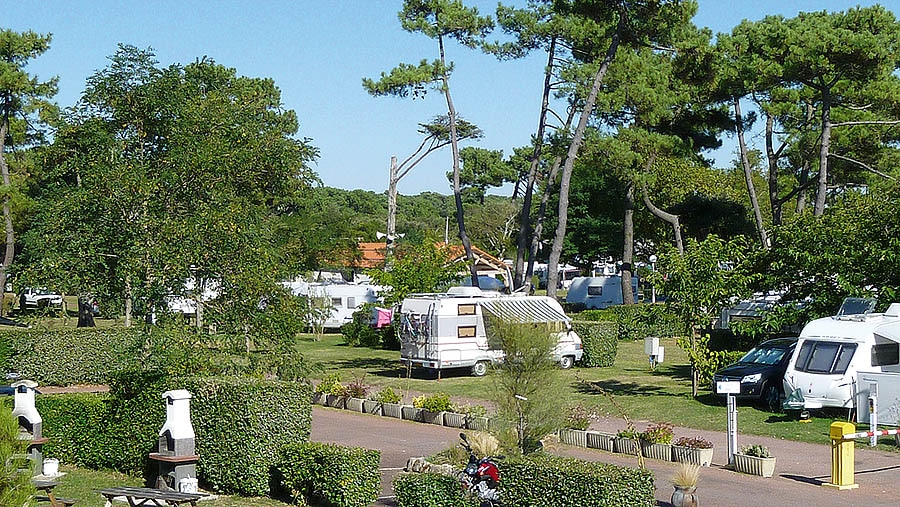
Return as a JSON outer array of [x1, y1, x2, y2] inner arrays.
[[458, 432, 503, 507]]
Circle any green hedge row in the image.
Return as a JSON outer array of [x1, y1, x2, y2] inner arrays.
[[576, 304, 687, 341], [572, 321, 617, 367], [393, 454, 655, 507], [277, 442, 381, 507], [37, 372, 312, 497], [0, 328, 146, 385]]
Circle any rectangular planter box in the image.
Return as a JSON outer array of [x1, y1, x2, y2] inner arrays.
[[640, 442, 673, 461], [558, 429, 588, 447], [586, 431, 615, 452], [362, 400, 382, 416], [613, 437, 641, 456], [345, 397, 365, 412], [382, 403, 403, 419], [421, 410, 444, 425], [402, 405, 424, 422], [733, 453, 776, 477], [466, 416, 490, 431], [325, 394, 346, 409], [443, 412, 467, 428], [312, 392, 327, 406], [673, 446, 714, 467]]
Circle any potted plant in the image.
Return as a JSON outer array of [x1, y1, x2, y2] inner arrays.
[[444, 403, 480, 429], [315, 373, 346, 408], [458, 404, 489, 431], [343, 377, 369, 412], [670, 462, 700, 507], [413, 392, 451, 425], [371, 387, 402, 418], [558, 403, 595, 447], [734, 444, 776, 477], [672, 436, 715, 467], [614, 428, 641, 456], [640, 422, 674, 461], [586, 429, 616, 452]]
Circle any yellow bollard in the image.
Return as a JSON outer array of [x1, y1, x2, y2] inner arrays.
[[824, 421, 858, 490]]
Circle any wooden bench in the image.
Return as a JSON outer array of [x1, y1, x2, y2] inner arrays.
[[99, 486, 206, 507], [33, 479, 77, 506]]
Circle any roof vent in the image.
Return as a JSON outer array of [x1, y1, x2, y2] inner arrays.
[[884, 303, 900, 317]]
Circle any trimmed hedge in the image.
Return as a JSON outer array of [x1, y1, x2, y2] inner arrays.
[[0, 328, 146, 385], [576, 304, 686, 342], [35, 373, 312, 497], [572, 321, 617, 367], [501, 454, 655, 507], [393, 472, 474, 507], [277, 442, 381, 507]]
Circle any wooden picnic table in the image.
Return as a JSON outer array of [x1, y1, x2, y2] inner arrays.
[[33, 479, 76, 506], [99, 486, 205, 507]]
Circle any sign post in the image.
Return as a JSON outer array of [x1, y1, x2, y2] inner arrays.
[[717, 380, 741, 465]]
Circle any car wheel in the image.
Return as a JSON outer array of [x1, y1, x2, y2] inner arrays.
[[559, 355, 574, 369], [471, 361, 489, 377], [762, 384, 783, 412]]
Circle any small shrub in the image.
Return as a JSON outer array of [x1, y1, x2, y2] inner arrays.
[[673, 436, 714, 449], [393, 472, 470, 507], [452, 403, 486, 418], [740, 444, 771, 458], [564, 402, 598, 430], [345, 377, 369, 398], [641, 422, 674, 444], [413, 392, 451, 412], [616, 428, 641, 439], [571, 321, 617, 367], [278, 442, 380, 507], [315, 373, 345, 396], [370, 386, 401, 404]]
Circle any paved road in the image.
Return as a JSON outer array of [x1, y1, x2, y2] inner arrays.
[[311, 405, 900, 506]]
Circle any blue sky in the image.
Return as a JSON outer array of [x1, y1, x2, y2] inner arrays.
[[6, 1, 895, 195]]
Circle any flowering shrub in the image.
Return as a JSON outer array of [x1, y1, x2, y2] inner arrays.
[[740, 444, 771, 458], [673, 436, 714, 449], [370, 386, 401, 404], [641, 422, 675, 444]]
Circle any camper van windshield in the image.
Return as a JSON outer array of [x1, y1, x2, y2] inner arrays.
[[794, 340, 857, 374]]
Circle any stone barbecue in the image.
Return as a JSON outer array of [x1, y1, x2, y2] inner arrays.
[[149, 389, 199, 491], [11, 380, 47, 475]]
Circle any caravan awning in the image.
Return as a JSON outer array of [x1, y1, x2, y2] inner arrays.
[[479, 298, 569, 324]]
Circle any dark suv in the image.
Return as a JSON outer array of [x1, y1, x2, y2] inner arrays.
[[713, 337, 798, 409]]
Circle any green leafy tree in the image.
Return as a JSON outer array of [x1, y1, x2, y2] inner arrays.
[[367, 242, 461, 305], [451, 146, 514, 204], [0, 29, 57, 311], [363, 0, 493, 288]]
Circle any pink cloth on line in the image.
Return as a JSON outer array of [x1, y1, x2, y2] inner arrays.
[[375, 307, 392, 328]]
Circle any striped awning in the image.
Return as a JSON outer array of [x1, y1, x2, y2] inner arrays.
[[479, 298, 569, 324]]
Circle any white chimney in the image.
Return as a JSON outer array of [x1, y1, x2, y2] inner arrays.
[[159, 389, 195, 441], [11, 380, 41, 439]]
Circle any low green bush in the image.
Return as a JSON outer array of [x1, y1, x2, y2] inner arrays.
[[413, 392, 451, 412], [341, 304, 398, 349], [572, 321, 617, 367], [277, 442, 380, 507], [609, 304, 687, 341], [501, 454, 655, 507], [393, 472, 474, 507], [1, 328, 146, 385]]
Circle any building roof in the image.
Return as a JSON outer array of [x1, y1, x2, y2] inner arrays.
[[351, 241, 511, 286]]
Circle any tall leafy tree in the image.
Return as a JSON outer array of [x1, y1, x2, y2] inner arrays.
[[452, 146, 515, 204], [363, 0, 493, 288], [0, 29, 56, 310]]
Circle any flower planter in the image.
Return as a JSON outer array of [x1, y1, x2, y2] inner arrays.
[[673, 446, 714, 467], [733, 453, 776, 477], [558, 428, 588, 447], [613, 437, 641, 456], [671, 486, 699, 507], [382, 403, 403, 419], [443, 412, 467, 428], [362, 400, 382, 415], [325, 394, 346, 409], [640, 441, 673, 461], [467, 416, 490, 431], [345, 397, 365, 412], [421, 410, 444, 425], [312, 392, 327, 406], [402, 405, 424, 422], [586, 431, 615, 452]]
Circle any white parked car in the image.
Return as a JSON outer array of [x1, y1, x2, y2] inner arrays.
[[19, 287, 63, 310]]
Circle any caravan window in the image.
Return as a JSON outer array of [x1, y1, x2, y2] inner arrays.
[[872, 342, 900, 367], [458, 304, 476, 316], [588, 286, 602, 296], [331, 297, 343, 308], [794, 340, 857, 374], [458, 326, 476, 338]]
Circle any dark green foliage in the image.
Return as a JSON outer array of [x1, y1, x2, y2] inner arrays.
[[609, 304, 687, 341], [393, 472, 474, 507], [341, 303, 397, 349], [1, 328, 145, 385], [571, 321, 617, 367], [500, 454, 655, 507], [277, 442, 380, 507]]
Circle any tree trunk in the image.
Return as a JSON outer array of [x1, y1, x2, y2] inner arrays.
[[641, 181, 684, 255], [734, 97, 768, 248], [386, 155, 398, 267], [514, 37, 557, 290], [439, 35, 479, 287], [621, 182, 636, 306], [77, 298, 96, 328], [124, 278, 133, 327], [814, 89, 832, 216], [548, 20, 623, 299], [0, 118, 14, 316]]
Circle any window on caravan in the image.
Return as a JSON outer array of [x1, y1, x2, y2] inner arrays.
[[458, 326, 476, 338], [587, 286, 602, 296], [794, 341, 857, 374], [872, 342, 900, 367], [458, 304, 476, 316], [331, 297, 342, 308]]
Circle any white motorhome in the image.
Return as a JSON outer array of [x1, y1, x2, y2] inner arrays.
[[284, 281, 383, 329], [782, 298, 900, 411], [399, 287, 584, 376]]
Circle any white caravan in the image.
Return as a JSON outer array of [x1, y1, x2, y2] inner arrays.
[[399, 287, 584, 376], [284, 281, 383, 329], [782, 298, 900, 411], [565, 262, 638, 309]]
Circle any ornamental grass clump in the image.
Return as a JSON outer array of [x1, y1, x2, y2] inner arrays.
[[671, 462, 700, 489]]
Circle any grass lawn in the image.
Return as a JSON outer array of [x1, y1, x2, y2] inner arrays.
[[297, 333, 886, 450]]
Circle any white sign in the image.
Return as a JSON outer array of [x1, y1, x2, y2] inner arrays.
[[717, 381, 741, 395]]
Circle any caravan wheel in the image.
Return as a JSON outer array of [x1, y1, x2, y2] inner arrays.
[[559, 356, 575, 369], [471, 361, 489, 377]]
